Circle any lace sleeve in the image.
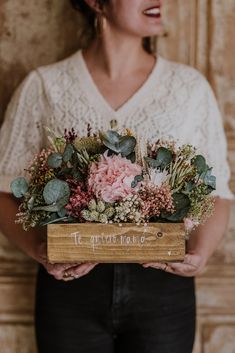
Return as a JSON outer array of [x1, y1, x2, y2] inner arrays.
[[196, 79, 234, 200], [0, 70, 45, 193]]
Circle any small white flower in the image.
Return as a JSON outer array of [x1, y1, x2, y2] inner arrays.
[[149, 168, 169, 187]]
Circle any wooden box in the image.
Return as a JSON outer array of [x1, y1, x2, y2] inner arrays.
[[47, 222, 186, 263]]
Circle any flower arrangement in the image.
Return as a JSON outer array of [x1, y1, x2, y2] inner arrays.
[[11, 126, 216, 235]]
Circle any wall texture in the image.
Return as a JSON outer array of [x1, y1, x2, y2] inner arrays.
[[0, 0, 235, 352]]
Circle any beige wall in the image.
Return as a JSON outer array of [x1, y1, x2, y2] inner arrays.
[[0, 0, 235, 352]]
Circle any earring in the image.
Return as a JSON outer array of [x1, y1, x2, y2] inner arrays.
[[94, 14, 107, 37]]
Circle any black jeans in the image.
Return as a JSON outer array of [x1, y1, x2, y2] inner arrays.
[[35, 263, 196, 353]]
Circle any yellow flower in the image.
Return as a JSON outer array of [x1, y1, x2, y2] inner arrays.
[[125, 128, 133, 136]]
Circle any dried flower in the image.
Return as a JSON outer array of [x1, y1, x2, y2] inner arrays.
[[113, 194, 144, 223], [65, 180, 92, 219], [88, 150, 142, 203], [148, 168, 169, 187], [27, 149, 55, 186], [81, 198, 114, 223], [139, 184, 175, 220], [64, 128, 78, 143]]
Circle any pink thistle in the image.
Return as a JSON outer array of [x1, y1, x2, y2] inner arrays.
[[88, 150, 142, 203]]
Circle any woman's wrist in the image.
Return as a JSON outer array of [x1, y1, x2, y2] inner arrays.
[[24, 230, 46, 263]]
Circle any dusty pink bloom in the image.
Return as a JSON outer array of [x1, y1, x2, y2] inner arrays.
[[139, 184, 175, 220], [65, 180, 92, 219], [88, 150, 142, 203]]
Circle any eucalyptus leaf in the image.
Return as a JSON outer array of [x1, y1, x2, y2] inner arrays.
[[102, 130, 121, 144], [47, 152, 63, 168], [203, 169, 216, 190], [39, 214, 69, 226], [144, 157, 159, 168], [10, 177, 29, 198], [134, 174, 143, 182], [163, 193, 191, 221], [58, 207, 68, 217], [102, 130, 136, 156], [33, 195, 69, 212], [126, 151, 136, 163], [72, 169, 83, 181], [63, 144, 73, 163], [131, 180, 137, 188], [193, 155, 207, 174], [57, 167, 73, 177], [119, 136, 136, 156], [27, 196, 35, 210], [155, 147, 173, 169], [33, 204, 62, 212], [184, 181, 196, 193], [43, 179, 70, 205]]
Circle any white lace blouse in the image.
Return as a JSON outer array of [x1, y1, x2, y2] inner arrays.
[[0, 50, 233, 199]]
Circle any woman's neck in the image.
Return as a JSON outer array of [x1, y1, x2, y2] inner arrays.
[[83, 33, 155, 80]]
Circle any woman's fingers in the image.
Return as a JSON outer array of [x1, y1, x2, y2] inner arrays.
[[46, 262, 99, 281], [142, 253, 205, 277], [68, 262, 98, 279], [45, 262, 81, 280]]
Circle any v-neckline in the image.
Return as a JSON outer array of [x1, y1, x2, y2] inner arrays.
[[72, 49, 163, 122]]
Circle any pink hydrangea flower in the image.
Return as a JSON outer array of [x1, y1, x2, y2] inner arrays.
[[88, 150, 142, 203]]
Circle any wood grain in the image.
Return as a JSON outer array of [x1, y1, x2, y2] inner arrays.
[[47, 222, 185, 263]]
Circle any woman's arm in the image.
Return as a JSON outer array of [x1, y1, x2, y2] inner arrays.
[[0, 192, 44, 260], [142, 198, 231, 276], [0, 192, 98, 280]]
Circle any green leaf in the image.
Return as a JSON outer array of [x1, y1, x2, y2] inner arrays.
[[57, 167, 73, 177], [155, 147, 173, 169], [63, 144, 73, 163], [119, 136, 136, 156], [144, 157, 159, 168], [57, 207, 68, 217], [33, 204, 60, 212], [10, 177, 29, 198], [163, 193, 191, 221], [134, 174, 143, 182], [126, 151, 136, 163], [47, 152, 63, 168], [72, 168, 84, 181], [39, 213, 69, 226], [101, 130, 136, 156], [43, 179, 70, 205], [131, 180, 137, 188], [144, 148, 173, 170], [27, 196, 35, 210], [103, 130, 121, 144], [203, 169, 216, 190], [184, 181, 196, 193], [193, 155, 207, 174], [33, 195, 69, 212]]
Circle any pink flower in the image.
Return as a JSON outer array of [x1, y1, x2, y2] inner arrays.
[[139, 184, 175, 219], [88, 150, 142, 203], [184, 218, 198, 232]]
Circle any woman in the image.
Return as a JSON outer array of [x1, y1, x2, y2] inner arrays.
[[0, 1, 233, 352]]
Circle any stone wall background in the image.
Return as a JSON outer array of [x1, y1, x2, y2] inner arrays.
[[0, 0, 235, 352]]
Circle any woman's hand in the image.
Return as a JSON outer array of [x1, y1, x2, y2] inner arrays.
[[36, 241, 98, 282], [141, 251, 207, 277]]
